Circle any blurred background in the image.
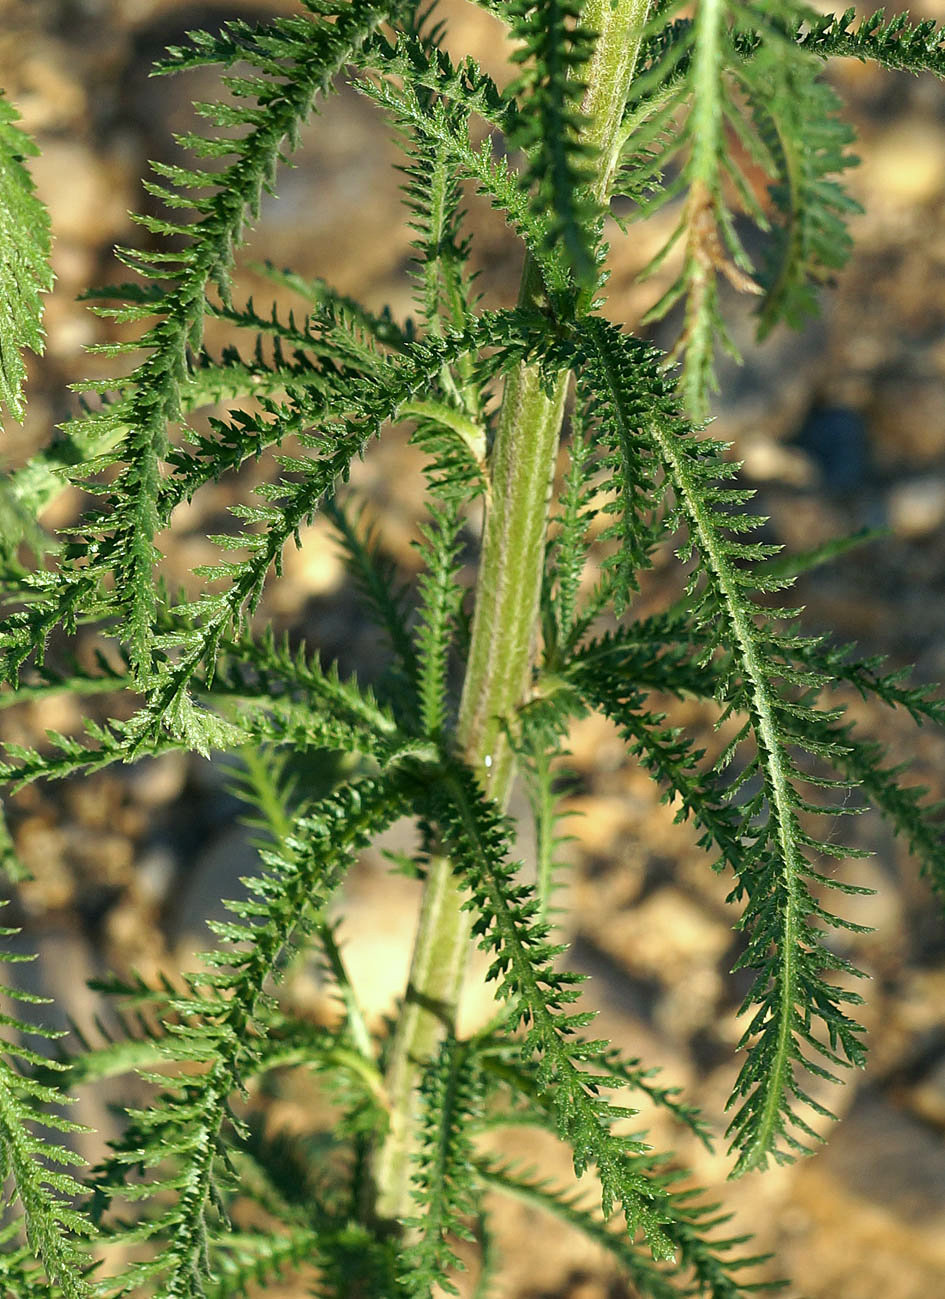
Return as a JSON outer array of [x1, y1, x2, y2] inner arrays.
[[3, 0, 945, 1294]]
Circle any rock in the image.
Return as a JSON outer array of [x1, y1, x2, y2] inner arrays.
[[12, 46, 89, 132], [28, 692, 83, 739], [271, 517, 345, 606], [566, 714, 626, 774], [561, 793, 641, 861], [15, 816, 73, 913], [29, 140, 126, 245], [595, 886, 730, 981], [134, 844, 177, 906], [906, 1051, 945, 1129], [125, 752, 190, 807]]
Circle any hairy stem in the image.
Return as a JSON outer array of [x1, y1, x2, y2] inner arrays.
[[371, 0, 652, 1224]]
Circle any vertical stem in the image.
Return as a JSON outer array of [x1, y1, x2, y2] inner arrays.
[[457, 319, 570, 801], [371, 0, 652, 1224]]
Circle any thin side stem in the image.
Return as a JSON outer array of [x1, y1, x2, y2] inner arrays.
[[371, 0, 652, 1225]]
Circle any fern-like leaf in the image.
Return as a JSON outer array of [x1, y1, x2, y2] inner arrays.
[[476, 1158, 778, 1299], [26, 4, 397, 682], [357, 56, 570, 303], [543, 402, 600, 652], [635, 0, 767, 415], [747, 55, 859, 337], [627, 0, 861, 415], [202, 1230, 322, 1299], [574, 315, 869, 1173], [93, 769, 412, 1298], [413, 499, 465, 739], [324, 495, 419, 698]]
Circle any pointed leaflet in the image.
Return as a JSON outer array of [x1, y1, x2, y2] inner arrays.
[[800, 7, 945, 79], [745, 50, 859, 337], [476, 1158, 778, 1299], [432, 766, 776, 1292], [629, 0, 858, 416], [570, 614, 945, 902], [635, 0, 764, 416]]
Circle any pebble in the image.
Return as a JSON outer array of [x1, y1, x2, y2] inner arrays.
[[870, 375, 945, 466], [567, 713, 626, 773], [15, 818, 72, 912], [861, 119, 945, 207], [560, 793, 639, 859], [29, 140, 125, 245], [907, 1051, 945, 1129], [29, 693, 83, 739], [740, 436, 817, 486], [272, 519, 345, 605], [793, 405, 871, 493], [125, 752, 189, 808], [134, 845, 176, 906], [888, 476, 945, 538], [12, 50, 88, 132], [657, 964, 723, 1038], [783, 1092, 945, 1298]]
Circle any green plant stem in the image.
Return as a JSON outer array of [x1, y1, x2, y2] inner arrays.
[[372, 0, 652, 1226], [370, 851, 469, 1220]]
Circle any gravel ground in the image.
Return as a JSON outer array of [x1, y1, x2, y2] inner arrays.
[[3, 1, 945, 1295]]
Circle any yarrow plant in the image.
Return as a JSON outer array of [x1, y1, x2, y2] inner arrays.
[[1, 0, 945, 1294]]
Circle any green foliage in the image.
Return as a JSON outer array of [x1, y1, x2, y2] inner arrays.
[[428, 763, 673, 1254], [751, 62, 860, 337], [625, 0, 865, 415], [506, 0, 602, 284], [0, 96, 52, 423], [1, 1, 944, 1295], [801, 6, 945, 75], [0, 911, 93, 1298], [397, 1039, 483, 1295]]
